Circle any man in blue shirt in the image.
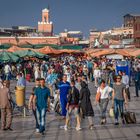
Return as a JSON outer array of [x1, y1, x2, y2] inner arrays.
[[33, 78, 50, 135], [58, 75, 70, 118], [45, 70, 58, 97]]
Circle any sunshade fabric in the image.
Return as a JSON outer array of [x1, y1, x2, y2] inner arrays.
[[0, 51, 19, 63]]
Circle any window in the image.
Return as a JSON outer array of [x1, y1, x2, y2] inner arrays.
[[44, 17, 47, 22]]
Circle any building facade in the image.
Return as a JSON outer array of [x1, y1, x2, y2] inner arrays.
[[0, 36, 60, 46], [124, 14, 140, 47], [89, 14, 140, 48], [89, 26, 134, 48], [59, 31, 83, 45]]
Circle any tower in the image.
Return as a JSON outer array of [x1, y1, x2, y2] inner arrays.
[[38, 8, 53, 36], [42, 8, 49, 23]]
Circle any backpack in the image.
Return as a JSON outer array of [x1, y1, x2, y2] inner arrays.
[[68, 87, 79, 105]]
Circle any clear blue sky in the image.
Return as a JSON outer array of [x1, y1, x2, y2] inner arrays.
[[0, 0, 140, 37]]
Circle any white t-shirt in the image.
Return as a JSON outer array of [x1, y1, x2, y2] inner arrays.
[[63, 65, 67, 73], [97, 86, 113, 99], [122, 75, 129, 87], [65, 72, 71, 83], [102, 62, 106, 70], [4, 65, 11, 74], [94, 69, 101, 78]]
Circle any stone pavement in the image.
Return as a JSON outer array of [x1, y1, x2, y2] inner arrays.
[[0, 81, 140, 140]]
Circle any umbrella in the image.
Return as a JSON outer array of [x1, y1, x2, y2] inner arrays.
[[0, 44, 11, 49], [0, 51, 19, 63], [7, 46, 27, 52], [86, 49, 103, 55], [37, 46, 62, 55], [35, 51, 49, 59], [131, 49, 140, 57], [115, 49, 131, 57], [14, 49, 46, 58], [90, 49, 116, 57], [60, 49, 82, 54]]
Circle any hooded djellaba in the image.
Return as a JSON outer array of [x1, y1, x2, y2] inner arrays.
[[79, 81, 94, 117]]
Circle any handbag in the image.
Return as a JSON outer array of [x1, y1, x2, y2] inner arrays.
[[109, 107, 114, 117], [123, 111, 136, 124], [54, 101, 61, 115]]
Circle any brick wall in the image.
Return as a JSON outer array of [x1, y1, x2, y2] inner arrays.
[[0, 36, 60, 45]]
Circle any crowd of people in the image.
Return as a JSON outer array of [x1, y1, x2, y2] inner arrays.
[[0, 55, 140, 135]]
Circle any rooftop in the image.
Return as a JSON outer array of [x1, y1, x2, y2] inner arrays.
[[124, 14, 140, 17]]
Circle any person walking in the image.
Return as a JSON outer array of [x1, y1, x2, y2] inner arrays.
[[28, 78, 40, 133], [64, 80, 81, 131], [40, 61, 47, 79], [34, 64, 40, 80], [45, 70, 54, 97], [87, 60, 93, 82], [58, 75, 71, 119], [112, 75, 128, 125], [75, 75, 82, 91], [79, 81, 94, 130], [108, 69, 115, 88], [16, 73, 26, 88], [96, 80, 113, 124], [94, 67, 101, 88], [4, 64, 11, 80], [122, 71, 130, 100], [0, 80, 13, 131], [134, 68, 140, 97], [33, 78, 50, 135]]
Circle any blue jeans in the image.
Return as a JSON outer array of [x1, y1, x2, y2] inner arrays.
[[114, 99, 124, 121], [135, 81, 139, 97], [36, 107, 46, 133], [99, 98, 109, 119], [5, 73, 11, 80], [33, 109, 39, 129]]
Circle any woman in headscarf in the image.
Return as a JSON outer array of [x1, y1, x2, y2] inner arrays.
[[79, 81, 94, 130]]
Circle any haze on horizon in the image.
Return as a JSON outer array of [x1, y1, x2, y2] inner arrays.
[[0, 0, 140, 37]]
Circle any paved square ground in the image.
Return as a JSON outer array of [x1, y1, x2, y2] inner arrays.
[[0, 81, 140, 140]]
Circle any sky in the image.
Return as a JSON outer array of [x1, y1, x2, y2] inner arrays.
[[0, 0, 140, 37]]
